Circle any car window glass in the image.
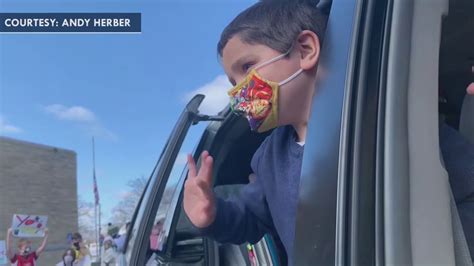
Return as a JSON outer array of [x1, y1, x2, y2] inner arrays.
[[148, 123, 205, 253]]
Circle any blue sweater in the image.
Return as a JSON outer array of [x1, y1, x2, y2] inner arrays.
[[200, 125, 303, 265]]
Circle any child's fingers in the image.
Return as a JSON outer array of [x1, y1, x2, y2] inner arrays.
[[200, 155, 214, 186], [196, 151, 208, 177], [195, 178, 214, 200], [187, 154, 197, 178]]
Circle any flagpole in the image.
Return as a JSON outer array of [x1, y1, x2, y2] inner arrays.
[[99, 202, 102, 261], [92, 137, 99, 263]]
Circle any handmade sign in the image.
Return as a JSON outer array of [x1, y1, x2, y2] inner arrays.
[[0, 240, 6, 265], [11, 214, 48, 238]]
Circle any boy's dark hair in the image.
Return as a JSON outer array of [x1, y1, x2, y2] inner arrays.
[[217, 0, 329, 57]]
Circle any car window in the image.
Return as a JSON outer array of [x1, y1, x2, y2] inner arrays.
[[148, 124, 204, 254]]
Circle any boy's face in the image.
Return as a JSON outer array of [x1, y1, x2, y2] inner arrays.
[[222, 35, 318, 127]]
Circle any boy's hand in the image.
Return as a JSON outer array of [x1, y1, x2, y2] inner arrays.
[[183, 151, 216, 228], [467, 82, 474, 95], [43, 228, 49, 236], [7, 228, 12, 236]]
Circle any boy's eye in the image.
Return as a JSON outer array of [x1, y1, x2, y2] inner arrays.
[[242, 62, 254, 73]]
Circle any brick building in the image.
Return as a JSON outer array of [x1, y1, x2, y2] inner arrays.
[[0, 137, 78, 265]]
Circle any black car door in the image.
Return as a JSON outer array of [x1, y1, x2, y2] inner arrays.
[[294, 0, 391, 264], [122, 94, 222, 266]]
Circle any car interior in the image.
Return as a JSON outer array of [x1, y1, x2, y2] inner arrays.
[[438, 0, 474, 261], [141, 0, 474, 265], [439, 0, 474, 133], [170, 113, 283, 265]]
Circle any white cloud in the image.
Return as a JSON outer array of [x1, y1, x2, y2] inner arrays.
[[44, 104, 96, 122], [44, 104, 117, 141], [184, 75, 230, 114], [0, 115, 22, 134]]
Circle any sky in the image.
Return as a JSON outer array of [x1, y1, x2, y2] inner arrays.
[[0, 0, 256, 223]]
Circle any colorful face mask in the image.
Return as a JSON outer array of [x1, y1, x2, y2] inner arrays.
[[227, 49, 303, 132]]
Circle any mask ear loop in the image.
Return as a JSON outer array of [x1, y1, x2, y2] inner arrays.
[[253, 52, 288, 70], [278, 68, 304, 86], [252, 44, 295, 71], [251, 43, 303, 85]]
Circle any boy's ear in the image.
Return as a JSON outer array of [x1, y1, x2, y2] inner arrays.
[[296, 30, 321, 71]]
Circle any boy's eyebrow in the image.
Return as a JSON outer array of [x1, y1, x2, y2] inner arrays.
[[231, 54, 255, 73]]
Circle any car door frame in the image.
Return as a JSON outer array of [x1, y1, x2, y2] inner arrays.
[[293, 0, 391, 264], [384, 0, 454, 264], [293, 0, 367, 264], [124, 95, 207, 266]]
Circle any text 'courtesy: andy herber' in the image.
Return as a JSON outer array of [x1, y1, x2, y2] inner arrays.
[[0, 13, 141, 33]]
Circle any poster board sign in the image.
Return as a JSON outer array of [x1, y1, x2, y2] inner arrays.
[[11, 214, 48, 238], [0, 240, 7, 265]]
